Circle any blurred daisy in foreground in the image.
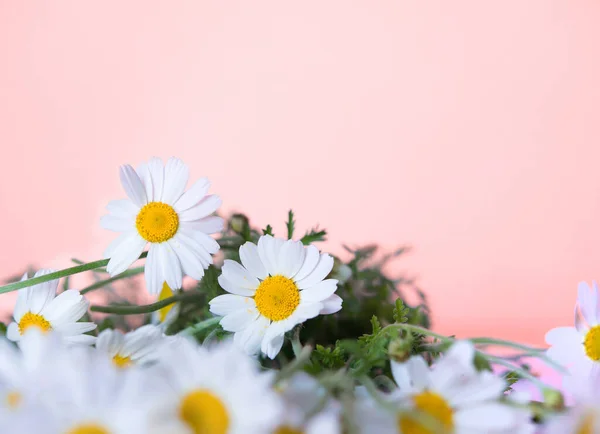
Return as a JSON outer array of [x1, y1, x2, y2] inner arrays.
[[101, 157, 223, 294], [6, 270, 96, 344], [151, 282, 181, 330], [356, 341, 521, 433], [274, 372, 342, 434], [546, 281, 600, 376], [95, 324, 165, 368], [209, 235, 342, 359], [153, 338, 282, 434]]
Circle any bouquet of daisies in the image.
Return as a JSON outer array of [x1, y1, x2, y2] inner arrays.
[[0, 157, 597, 434]]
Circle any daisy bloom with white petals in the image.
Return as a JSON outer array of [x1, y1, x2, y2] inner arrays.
[[356, 341, 522, 434], [6, 270, 96, 344], [101, 157, 224, 294], [95, 324, 165, 368], [152, 337, 283, 434], [209, 235, 342, 359], [545, 281, 600, 376]]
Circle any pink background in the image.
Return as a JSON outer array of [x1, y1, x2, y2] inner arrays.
[[1, 1, 600, 361]]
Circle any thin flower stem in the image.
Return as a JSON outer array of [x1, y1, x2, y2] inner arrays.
[[275, 345, 313, 383], [90, 291, 201, 315], [485, 354, 558, 392], [291, 326, 303, 358], [0, 252, 148, 295], [80, 267, 145, 295]]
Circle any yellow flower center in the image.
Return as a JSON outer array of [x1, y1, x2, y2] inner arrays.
[[179, 389, 229, 434], [18, 312, 52, 335], [584, 325, 600, 361], [158, 282, 176, 323], [576, 412, 595, 434], [5, 391, 21, 409], [275, 426, 304, 434], [398, 391, 454, 434], [254, 275, 300, 321], [66, 424, 111, 434], [112, 354, 132, 368], [135, 202, 179, 243]]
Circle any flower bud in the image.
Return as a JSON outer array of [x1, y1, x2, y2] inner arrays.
[[229, 213, 249, 235], [388, 338, 412, 363], [542, 388, 565, 411]]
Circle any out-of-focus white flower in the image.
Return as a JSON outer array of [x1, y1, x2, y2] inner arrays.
[[6, 270, 96, 345], [95, 324, 165, 368]]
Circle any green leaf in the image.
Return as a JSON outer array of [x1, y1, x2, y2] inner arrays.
[[301, 228, 327, 245], [262, 224, 274, 236], [286, 210, 295, 239], [393, 299, 410, 323]]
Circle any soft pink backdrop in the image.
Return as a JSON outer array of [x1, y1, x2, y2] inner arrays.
[[1, 1, 600, 363]]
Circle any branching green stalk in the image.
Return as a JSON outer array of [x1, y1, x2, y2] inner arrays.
[[80, 266, 145, 295], [90, 291, 201, 315], [0, 252, 148, 295]]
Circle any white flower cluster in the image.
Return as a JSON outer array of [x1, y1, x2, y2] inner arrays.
[[2, 156, 599, 433]]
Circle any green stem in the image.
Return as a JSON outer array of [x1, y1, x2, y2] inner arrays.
[[90, 291, 200, 315], [485, 354, 557, 392], [0, 252, 148, 295], [291, 326, 303, 358], [179, 317, 222, 337], [80, 267, 145, 295], [275, 345, 313, 383]]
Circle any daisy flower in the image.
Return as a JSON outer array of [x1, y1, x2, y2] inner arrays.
[[95, 324, 166, 368], [356, 341, 521, 433], [101, 157, 224, 294], [545, 281, 600, 376], [151, 282, 181, 330], [6, 270, 96, 344], [209, 235, 342, 359], [151, 337, 283, 434], [274, 372, 342, 434]]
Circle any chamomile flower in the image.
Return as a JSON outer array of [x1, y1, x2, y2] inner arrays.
[[95, 324, 165, 368], [209, 235, 342, 359], [101, 157, 224, 294], [274, 372, 342, 434], [6, 270, 96, 344], [151, 282, 181, 330], [152, 337, 283, 434], [545, 281, 600, 376], [356, 341, 520, 434]]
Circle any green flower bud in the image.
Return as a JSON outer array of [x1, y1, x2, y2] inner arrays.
[[542, 388, 565, 411], [388, 337, 412, 363], [229, 213, 249, 235]]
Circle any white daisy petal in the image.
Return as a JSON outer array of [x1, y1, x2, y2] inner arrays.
[[143, 244, 162, 295], [278, 240, 306, 278], [136, 161, 154, 202], [293, 302, 323, 321], [221, 260, 260, 289], [209, 294, 256, 316], [233, 316, 269, 356], [64, 334, 97, 345], [54, 322, 97, 336], [96, 329, 125, 356], [147, 157, 165, 201], [300, 279, 338, 303], [106, 199, 139, 218], [27, 269, 59, 314], [105, 231, 147, 276], [174, 232, 213, 268], [100, 215, 134, 232], [391, 360, 412, 390], [119, 164, 148, 207], [258, 235, 278, 276], [167, 238, 205, 281], [179, 216, 224, 235], [42, 290, 89, 324], [173, 177, 211, 212], [217, 275, 256, 297], [262, 333, 285, 360], [296, 254, 334, 290], [240, 242, 268, 280], [292, 245, 320, 281], [454, 403, 516, 430], [179, 227, 221, 254], [157, 243, 183, 291], [220, 309, 260, 332], [319, 294, 343, 315], [6, 322, 20, 341], [179, 195, 222, 222], [161, 157, 189, 205], [405, 356, 431, 390]]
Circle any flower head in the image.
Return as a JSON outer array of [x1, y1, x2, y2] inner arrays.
[[95, 324, 165, 368], [209, 235, 342, 359], [6, 270, 96, 345], [101, 157, 223, 294]]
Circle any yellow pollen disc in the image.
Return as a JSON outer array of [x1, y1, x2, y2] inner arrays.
[[5, 391, 21, 409], [135, 202, 179, 243], [254, 275, 300, 321], [398, 391, 454, 434], [274, 426, 304, 434], [584, 325, 600, 361], [576, 412, 595, 434], [66, 424, 111, 434], [158, 282, 176, 323], [18, 312, 52, 335], [112, 354, 132, 368], [179, 389, 229, 434]]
